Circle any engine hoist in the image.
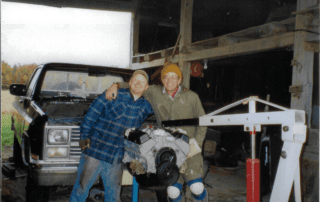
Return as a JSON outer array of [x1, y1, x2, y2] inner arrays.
[[162, 96, 307, 202]]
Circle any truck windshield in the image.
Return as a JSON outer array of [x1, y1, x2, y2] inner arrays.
[[40, 70, 123, 98]]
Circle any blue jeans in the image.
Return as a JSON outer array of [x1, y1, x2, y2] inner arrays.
[[69, 152, 122, 202]]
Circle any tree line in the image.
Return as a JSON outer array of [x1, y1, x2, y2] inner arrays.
[[2, 61, 37, 89]]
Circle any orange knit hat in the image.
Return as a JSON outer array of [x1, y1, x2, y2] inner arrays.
[[161, 62, 182, 80]]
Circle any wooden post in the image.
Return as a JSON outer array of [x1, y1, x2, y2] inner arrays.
[[133, 16, 139, 56], [132, 0, 142, 56], [179, 0, 193, 88], [291, 0, 318, 127]]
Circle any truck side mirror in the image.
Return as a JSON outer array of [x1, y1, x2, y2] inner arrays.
[[10, 84, 27, 96]]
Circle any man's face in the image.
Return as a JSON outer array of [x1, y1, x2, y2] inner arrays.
[[129, 74, 149, 95], [162, 72, 182, 91]]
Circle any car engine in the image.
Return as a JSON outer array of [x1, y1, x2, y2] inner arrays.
[[123, 127, 190, 186]]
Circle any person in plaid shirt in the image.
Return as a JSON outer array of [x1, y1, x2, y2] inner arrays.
[[69, 70, 153, 202]]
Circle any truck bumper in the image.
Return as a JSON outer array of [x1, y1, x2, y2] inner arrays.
[[32, 166, 78, 186]]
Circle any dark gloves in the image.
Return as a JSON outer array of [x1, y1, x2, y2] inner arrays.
[[79, 139, 90, 150], [130, 160, 146, 175]]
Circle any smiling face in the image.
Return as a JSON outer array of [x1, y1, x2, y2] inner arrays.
[[162, 72, 182, 92], [129, 73, 149, 96]]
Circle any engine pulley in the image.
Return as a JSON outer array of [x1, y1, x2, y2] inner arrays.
[[155, 147, 177, 167], [157, 162, 180, 186]]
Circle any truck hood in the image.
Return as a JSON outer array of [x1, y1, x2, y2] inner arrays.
[[41, 102, 91, 125], [47, 117, 84, 126], [40, 101, 157, 126]]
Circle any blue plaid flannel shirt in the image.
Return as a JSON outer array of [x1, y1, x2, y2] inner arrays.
[[80, 88, 153, 164]]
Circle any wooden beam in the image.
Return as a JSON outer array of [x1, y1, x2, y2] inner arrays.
[[192, 37, 219, 48], [179, 0, 193, 88], [131, 32, 296, 68], [259, 22, 292, 37], [305, 41, 319, 52], [292, 4, 320, 14], [132, 0, 142, 55], [183, 32, 295, 62], [131, 58, 166, 70], [180, 44, 207, 54], [3, 0, 134, 12], [291, 0, 318, 128], [218, 36, 251, 47], [161, 49, 174, 57], [144, 54, 151, 61], [172, 34, 181, 58], [303, 129, 320, 154], [144, 52, 162, 61]]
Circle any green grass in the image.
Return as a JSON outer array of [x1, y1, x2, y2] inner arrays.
[[1, 112, 27, 150]]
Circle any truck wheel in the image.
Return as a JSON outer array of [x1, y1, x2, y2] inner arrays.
[[26, 175, 50, 202]]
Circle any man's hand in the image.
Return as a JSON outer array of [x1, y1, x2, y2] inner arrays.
[[187, 138, 201, 158], [105, 83, 118, 100], [130, 160, 146, 175], [79, 139, 90, 150]]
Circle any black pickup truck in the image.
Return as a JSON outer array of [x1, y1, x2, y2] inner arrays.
[[10, 62, 229, 202], [10, 63, 151, 201]]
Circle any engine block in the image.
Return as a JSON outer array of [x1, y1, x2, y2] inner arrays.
[[123, 127, 190, 186]]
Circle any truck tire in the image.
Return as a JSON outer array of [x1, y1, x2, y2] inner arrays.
[[26, 175, 50, 202], [13, 136, 24, 165]]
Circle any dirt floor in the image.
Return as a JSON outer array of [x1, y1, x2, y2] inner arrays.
[[2, 146, 271, 202]]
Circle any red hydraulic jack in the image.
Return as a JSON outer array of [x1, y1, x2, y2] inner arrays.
[[247, 126, 260, 202]]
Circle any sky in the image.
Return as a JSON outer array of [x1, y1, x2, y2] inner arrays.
[[1, 2, 132, 68]]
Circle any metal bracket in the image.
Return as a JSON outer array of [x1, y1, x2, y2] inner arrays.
[[289, 85, 303, 98], [244, 124, 261, 132]]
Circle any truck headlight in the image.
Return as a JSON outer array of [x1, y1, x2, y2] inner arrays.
[[48, 130, 69, 144], [47, 148, 68, 158]]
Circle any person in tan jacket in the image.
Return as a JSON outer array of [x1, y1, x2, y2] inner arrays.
[[106, 62, 208, 202]]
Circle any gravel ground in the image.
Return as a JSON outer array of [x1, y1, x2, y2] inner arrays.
[[2, 145, 14, 162], [2, 145, 27, 202]]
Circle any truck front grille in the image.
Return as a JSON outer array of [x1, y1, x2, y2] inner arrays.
[[70, 127, 81, 159]]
